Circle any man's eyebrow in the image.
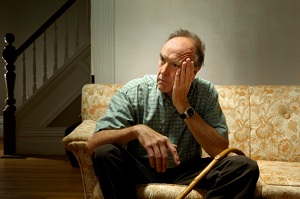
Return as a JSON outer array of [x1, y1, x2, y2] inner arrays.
[[159, 53, 181, 66], [159, 53, 164, 59]]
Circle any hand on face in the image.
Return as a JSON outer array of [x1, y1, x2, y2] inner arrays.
[[172, 58, 197, 112], [135, 124, 180, 172]]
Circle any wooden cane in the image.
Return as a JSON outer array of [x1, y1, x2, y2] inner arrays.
[[176, 148, 245, 199]]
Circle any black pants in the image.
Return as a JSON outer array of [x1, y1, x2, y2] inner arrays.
[[92, 144, 259, 199]]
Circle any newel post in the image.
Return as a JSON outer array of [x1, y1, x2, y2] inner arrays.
[[2, 33, 17, 155]]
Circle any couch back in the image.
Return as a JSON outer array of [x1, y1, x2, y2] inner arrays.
[[81, 84, 300, 163], [248, 85, 300, 162], [81, 84, 124, 121], [214, 85, 251, 157]]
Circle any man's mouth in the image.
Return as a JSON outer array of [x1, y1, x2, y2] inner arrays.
[[157, 75, 168, 83], [158, 78, 169, 84]]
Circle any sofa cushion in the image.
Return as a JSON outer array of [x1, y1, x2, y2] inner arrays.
[[92, 182, 206, 199], [257, 160, 300, 186], [250, 86, 300, 162], [258, 160, 300, 198], [261, 185, 300, 198], [136, 184, 206, 199], [92, 178, 263, 199]]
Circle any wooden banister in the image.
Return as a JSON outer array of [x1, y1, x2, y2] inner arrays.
[[16, 0, 76, 57], [2, 33, 17, 155]]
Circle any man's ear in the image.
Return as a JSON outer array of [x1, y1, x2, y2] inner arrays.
[[194, 66, 201, 75]]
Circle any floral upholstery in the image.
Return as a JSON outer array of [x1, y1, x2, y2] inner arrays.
[[62, 84, 300, 199], [92, 183, 207, 199], [81, 84, 124, 121], [249, 86, 300, 162], [64, 119, 98, 199], [214, 85, 251, 157]]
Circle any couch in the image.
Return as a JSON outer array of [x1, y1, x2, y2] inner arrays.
[[62, 84, 300, 199]]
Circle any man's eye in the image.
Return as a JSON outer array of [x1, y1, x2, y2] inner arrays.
[[173, 63, 179, 67]]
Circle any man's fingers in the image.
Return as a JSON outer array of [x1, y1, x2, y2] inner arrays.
[[146, 142, 176, 173], [181, 61, 187, 86], [153, 145, 162, 172], [174, 68, 181, 89], [139, 127, 179, 172], [146, 147, 155, 169], [185, 58, 194, 87], [167, 143, 180, 166], [160, 145, 168, 173]]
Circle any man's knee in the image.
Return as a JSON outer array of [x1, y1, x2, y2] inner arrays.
[[92, 144, 120, 160], [92, 144, 125, 177], [92, 144, 126, 171], [225, 155, 259, 178]]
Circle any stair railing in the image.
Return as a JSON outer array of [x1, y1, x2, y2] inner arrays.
[[2, 0, 90, 156]]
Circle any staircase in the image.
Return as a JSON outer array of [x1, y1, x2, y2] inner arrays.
[[3, 0, 91, 155]]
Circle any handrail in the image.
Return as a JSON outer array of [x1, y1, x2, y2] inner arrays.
[[16, 0, 76, 57]]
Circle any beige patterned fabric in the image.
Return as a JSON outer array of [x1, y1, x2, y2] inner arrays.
[[62, 84, 300, 199], [257, 160, 300, 186], [261, 185, 300, 199], [136, 184, 206, 199], [250, 86, 300, 162], [215, 85, 251, 156], [92, 183, 206, 199], [257, 160, 300, 198], [81, 84, 124, 121]]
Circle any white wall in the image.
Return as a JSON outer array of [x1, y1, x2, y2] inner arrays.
[[92, 0, 300, 85]]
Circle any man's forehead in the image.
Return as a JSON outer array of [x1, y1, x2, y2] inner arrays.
[[161, 37, 195, 61], [162, 37, 195, 54]]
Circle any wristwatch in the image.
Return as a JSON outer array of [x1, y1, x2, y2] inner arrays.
[[179, 107, 195, 119]]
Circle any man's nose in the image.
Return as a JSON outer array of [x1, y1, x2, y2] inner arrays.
[[160, 63, 170, 74]]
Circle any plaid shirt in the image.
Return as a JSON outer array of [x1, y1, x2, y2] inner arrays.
[[95, 75, 228, 168]]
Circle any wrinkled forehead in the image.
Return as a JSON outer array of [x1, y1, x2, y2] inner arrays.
[[161, 37, 196, 62]]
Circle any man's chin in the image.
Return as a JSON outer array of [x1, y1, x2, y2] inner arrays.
[[157, 85, 171, 94]]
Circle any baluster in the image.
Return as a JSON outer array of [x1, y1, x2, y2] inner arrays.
[[64, 11, 69, 63], [75, 1, 79, 51], [53, 21, 58, 73], [32, 41, 37, 93], [22, 52, 27, 103], [2, 33, 17, 156], [43, 31, 48, 83]]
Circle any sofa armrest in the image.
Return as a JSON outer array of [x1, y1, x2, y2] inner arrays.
[[62, 119, 103, 199], [62, 119, 96, 148]]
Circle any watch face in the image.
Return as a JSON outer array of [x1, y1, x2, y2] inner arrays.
[[179, 107, 195, 119], [186, 107, 195, 117]]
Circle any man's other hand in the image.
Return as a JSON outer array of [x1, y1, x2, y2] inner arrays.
[[134, 124, 180, 172]]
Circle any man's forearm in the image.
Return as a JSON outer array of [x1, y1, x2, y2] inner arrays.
[[86, 126, 138, 156], [184, 113, 229, 158]]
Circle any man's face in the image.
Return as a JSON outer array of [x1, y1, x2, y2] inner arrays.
[[157, 37, 197, 97]]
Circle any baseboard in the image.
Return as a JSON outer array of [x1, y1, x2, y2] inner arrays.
[[16, 127, 67, 155]]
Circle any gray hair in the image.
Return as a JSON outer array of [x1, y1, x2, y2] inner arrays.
[[167, 29, 205, 67]]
